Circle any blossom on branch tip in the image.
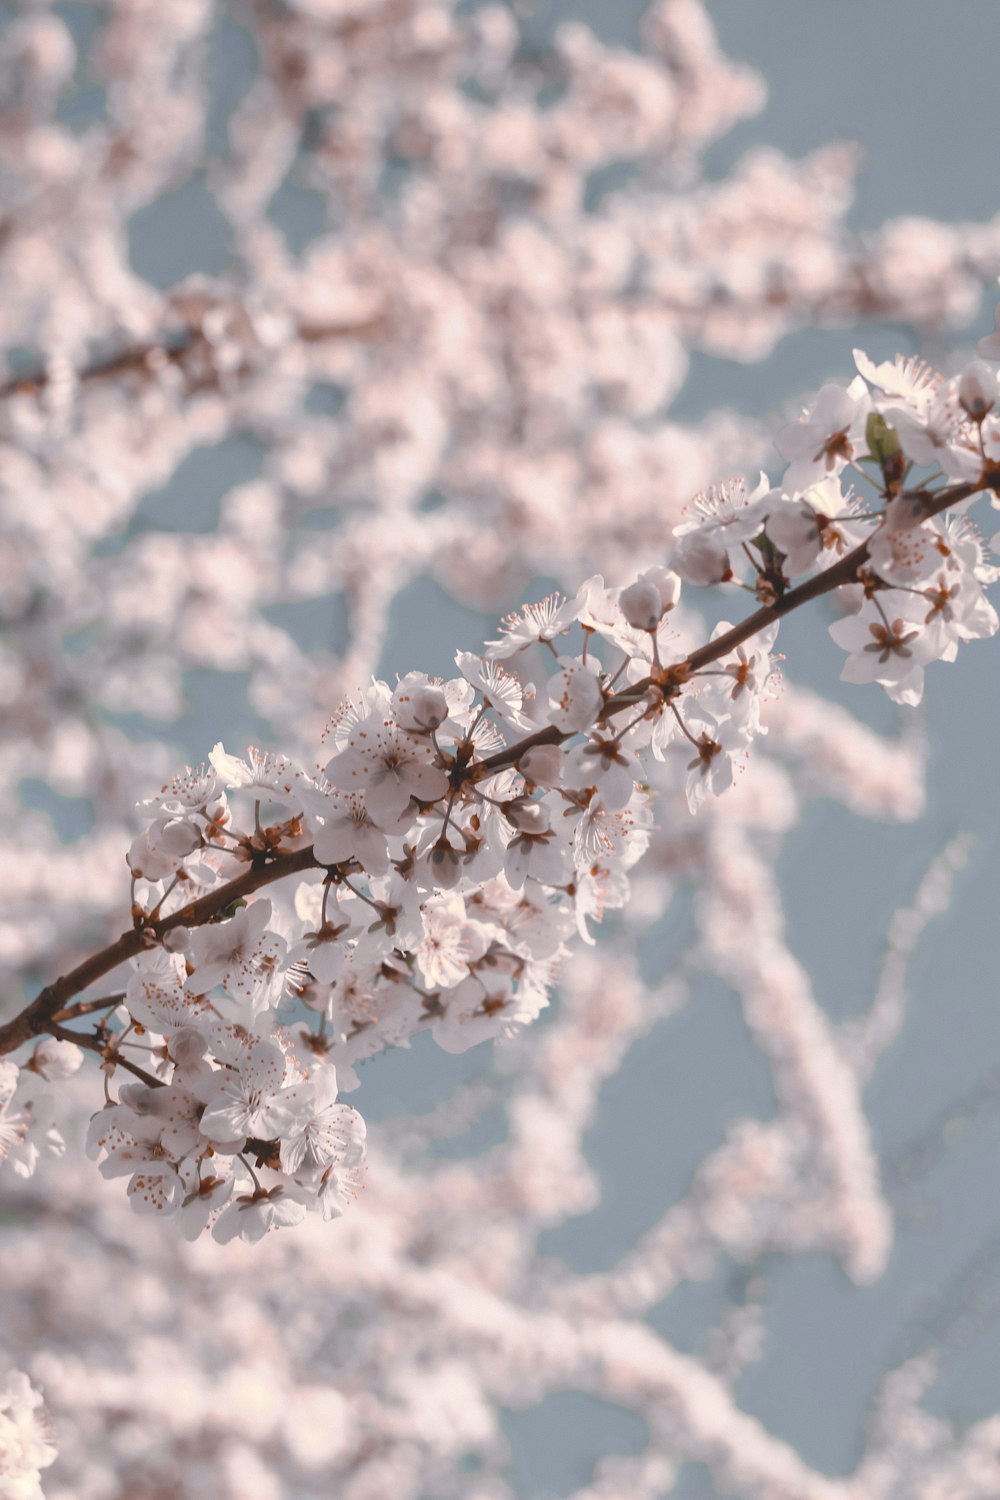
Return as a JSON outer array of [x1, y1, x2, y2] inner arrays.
[[483, 592, 581, 659], [776, 379, 870, 490]]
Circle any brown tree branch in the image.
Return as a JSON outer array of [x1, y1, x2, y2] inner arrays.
[[45, 1021, 164, 1090]]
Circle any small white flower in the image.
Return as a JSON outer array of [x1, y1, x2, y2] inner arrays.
[[547, 655, 603, 733], [672, 476, 775, 589], [0, 1369, 57, 1500], [277, 1066, 366, 1178], [562, 738, 637, 812], [186, 900, 288, 1013], [209, 743, 302, 804], [138, 761, 226, 816], [212, 1183, 307, 1243], [680, 705, 749, 813], [416, 893, 491, 990], [325, 720, 449, 827], [484, 592, 580, 659], [777, 380, 870, 490], [197, 1036, 290, 1144], [455, 651, 534, 730], [299, 783, 392, 873], [829, 599, 932, 706], [504, 801, 573, 890]]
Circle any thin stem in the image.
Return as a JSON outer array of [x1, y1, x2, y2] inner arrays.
[[610, 705, 655, 743], [46, 1022, 163, 1090], [51, 993, 126, 1023], [670, 702, 701, 749], [872, 594, 893, 630], [238, 1153, 262, 1193], [338, 875, 384, 914]]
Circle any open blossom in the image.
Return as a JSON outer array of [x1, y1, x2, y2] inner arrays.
[[211, 1180, 308, 1244], [483, 592, 581, 659], [562, 737, 638, 811], [138, 761, 227, 817], [504, 799, 574, 890], [416, 892, 493, 989], [299, 782, 393, 874], [766, 481, 863, 576], [681, 704, 750, 813], [548, 655, 604, 732], [776, 379, 870, 490], [829, 597, 933, 706], [0, 1063, 65, 1180], [208, 744, 301, 804], [325, 717, 449, 826], [673, 473, 772, 585], [186, 899, 288, 1013], [456, 652, 535, 730], [698, 620, 779, 734], [0, 1062, 29, 1168], [276, 1066, 366, 1178], [197, 1035, 292, 1144]]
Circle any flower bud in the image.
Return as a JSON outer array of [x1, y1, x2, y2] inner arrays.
[[674, 531, 730, 587], [28, 1037, 83, 1081], [958, 360, 998, 420], [644, 566, 681, 612], [620, 579, 665, 631], [506, 799, 551, 834], [428, 840, 463, 888], [519, 744, 563, 787], [392, 674, 450, 730]]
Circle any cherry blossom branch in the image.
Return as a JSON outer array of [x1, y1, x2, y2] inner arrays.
[[0, 474, 989, 1060], [0, 846, 320, 1056], [44, 1022, 164, 1091], [472, 474, 990, 780]]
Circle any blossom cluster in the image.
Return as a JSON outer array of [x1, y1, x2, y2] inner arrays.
[[0, 1366, 56, 1500], [4, 334, 999, 1243], [673, 346, 1000, 704]]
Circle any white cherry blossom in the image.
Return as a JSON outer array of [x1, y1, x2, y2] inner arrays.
[[325, 719, 449, 826], [186, 900, 288, 1013], [483, 592, 581, 659], [777, 379, 870, 490], [829, 597, 934, 706]]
